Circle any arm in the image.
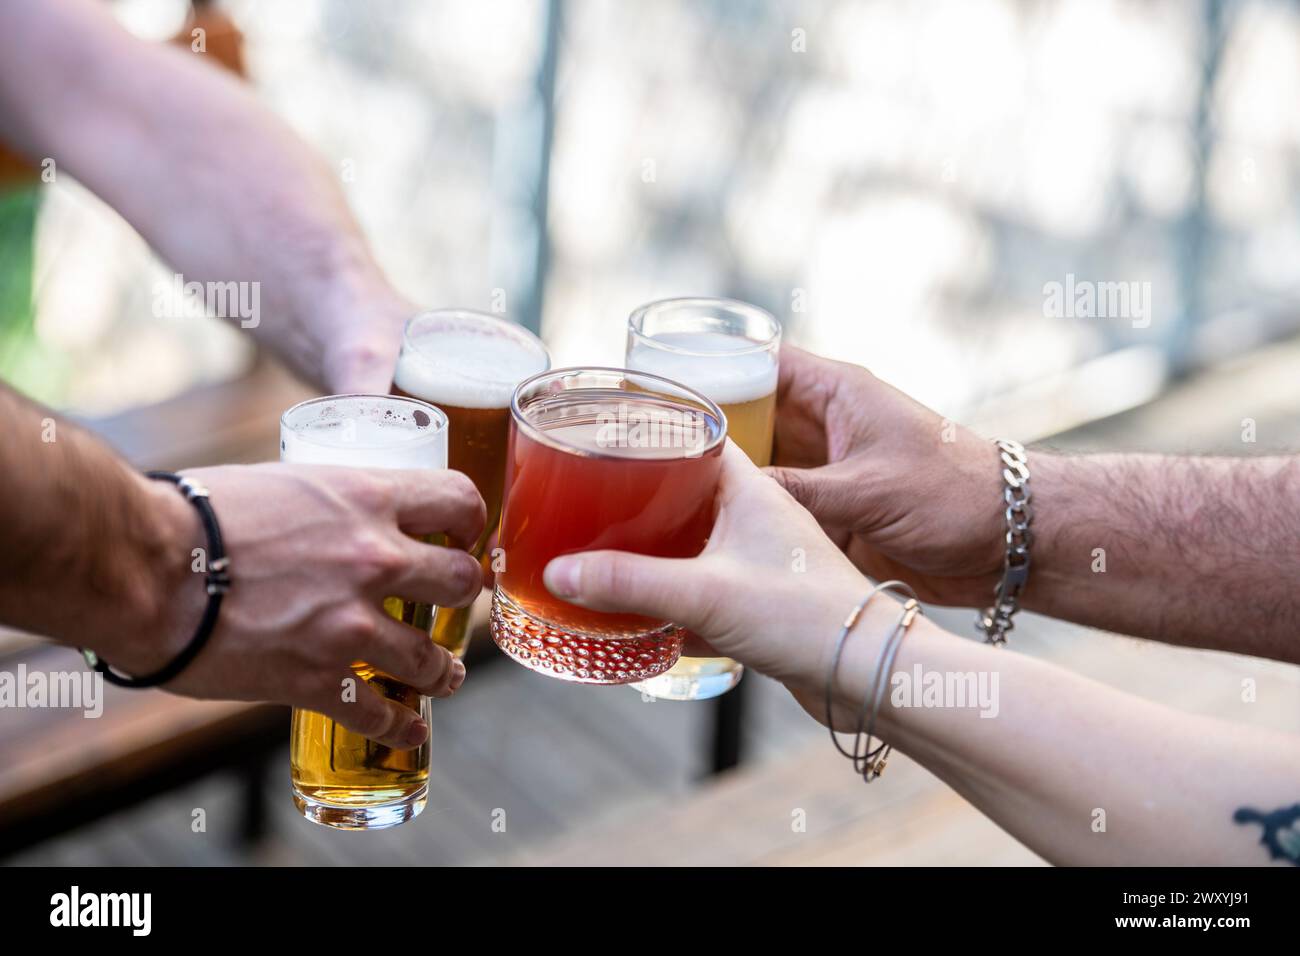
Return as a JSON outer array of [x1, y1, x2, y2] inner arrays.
[[1027, 452, 1300, 661], [0, 0, 412, 392], [542, 444, 1300, 865], [0, 383, 484, 748], [766, 346, 1300, 664], [841, 613, 1300, 865]]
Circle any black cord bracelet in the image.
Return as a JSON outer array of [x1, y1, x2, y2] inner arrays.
[[81, 471, 230, 688]]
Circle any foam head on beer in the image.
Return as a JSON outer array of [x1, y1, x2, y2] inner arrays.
[[625, 330, 778, 405], [391, 310, 549, 540], [280, 395, 447, 470], [393, 310, 550, 410], [626, 319, 780, 468]]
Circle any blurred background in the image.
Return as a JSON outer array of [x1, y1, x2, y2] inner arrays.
[[1, 0, 1298, 865]]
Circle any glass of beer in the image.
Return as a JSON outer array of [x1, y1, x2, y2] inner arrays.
[[624, 297, 780, 700], [491, 367, 726, 683], [280, 394, 449, 830], [390, 310, 551, 659]]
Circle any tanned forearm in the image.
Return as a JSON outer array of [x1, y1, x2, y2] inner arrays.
[[0, 0, 412, 390], [0, 385, 201, 674], [1026, 452, 1300, 663]]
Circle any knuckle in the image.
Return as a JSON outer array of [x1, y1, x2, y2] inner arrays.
[[351, 703, 394, 739], [597, 555, 635, 601], [420, 643, 452, 681], [351, 532, 406, 581], [447, 470, 486, 523], [330, 606, 377, 645], [319, 619, 362, 665], [348, 471, 396, 515], [310, 670, 347, 704], [443, 469, 478, 503], [409, 638, 437, 676]]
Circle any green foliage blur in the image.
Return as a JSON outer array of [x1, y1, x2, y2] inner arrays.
[[0, 185, 64, 405]]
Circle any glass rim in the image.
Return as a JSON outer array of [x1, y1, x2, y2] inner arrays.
[[401, 308, 552, 386], [627, 296, 782, 358], [280, 393, 449, 450], [509, 365, 729, 460]]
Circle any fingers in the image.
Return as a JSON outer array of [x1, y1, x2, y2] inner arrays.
[[390, 535, 483, 608], [318, 686, 430, 750], [385, 469, 487, 549], [715, 438, 776, 506], [444, 656, 467, 695], [543, 550, 712, 629], [774, 344, 822, 388], [764, 459, 867, 528], [359, 612, 461, 697], [779, 344, 871, 389]]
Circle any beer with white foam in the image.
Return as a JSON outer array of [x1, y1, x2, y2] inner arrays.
[[280, 394, 448, 830], [624, 298, 781, 701], [391, 310, 551, 658]]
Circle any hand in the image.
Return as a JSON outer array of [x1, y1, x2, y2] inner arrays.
[[765, 346, 1006, 607], [317, 281, 418, 394], [540, 442, 902, 726], [107, 463, 485, 750]]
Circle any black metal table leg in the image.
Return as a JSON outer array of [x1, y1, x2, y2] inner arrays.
[[710, 676, 747, 773]]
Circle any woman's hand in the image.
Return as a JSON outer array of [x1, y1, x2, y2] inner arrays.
[[541, 442, 901, 722]]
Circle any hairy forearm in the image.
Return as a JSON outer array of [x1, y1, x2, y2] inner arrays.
[[831, 613, 1300, 865], [0, 385, 199, 671], [1026, 452, 1300, 662], [0, 0, 409, 388]]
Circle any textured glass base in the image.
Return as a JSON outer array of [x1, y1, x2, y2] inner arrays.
[[632, 656, 744, 700], [490, 587, 683, 684], [292, 785, 427, 830]]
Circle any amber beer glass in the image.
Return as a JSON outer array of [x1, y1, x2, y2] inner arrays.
[[624, 297, 780, 699], [280, 394, 449, 829], [391, 309, 551, 658], [491, 368, 726, 683]]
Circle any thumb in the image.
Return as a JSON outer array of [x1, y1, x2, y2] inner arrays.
[[543, 551, 710, 628], [764, 459, 867, 527]]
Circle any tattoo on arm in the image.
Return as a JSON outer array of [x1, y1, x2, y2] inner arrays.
[[1233, 803, 1300, 865]]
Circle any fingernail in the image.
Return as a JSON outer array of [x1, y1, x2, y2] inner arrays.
[[406, 720, 429, 747], [452, 658, 466, 680], [544, 557, 581, 599]]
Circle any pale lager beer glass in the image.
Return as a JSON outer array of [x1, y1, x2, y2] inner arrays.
[[280, 394, 449, 829], [624, 297, 780, 700]]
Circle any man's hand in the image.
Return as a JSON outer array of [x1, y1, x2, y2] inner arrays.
[[109, 464, 486, 750], [316, 282, 419, 395], [1, 383, 488, 749], [764, 347, 1300, 662], [0, 0, 417, 396], [766, 346, 1005, 606]]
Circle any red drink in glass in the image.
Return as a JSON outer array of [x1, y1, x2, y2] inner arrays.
[[492, 367, 726, 683]]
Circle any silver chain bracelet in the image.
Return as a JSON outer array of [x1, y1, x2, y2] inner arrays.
[[976, 439, 1032, 646]]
